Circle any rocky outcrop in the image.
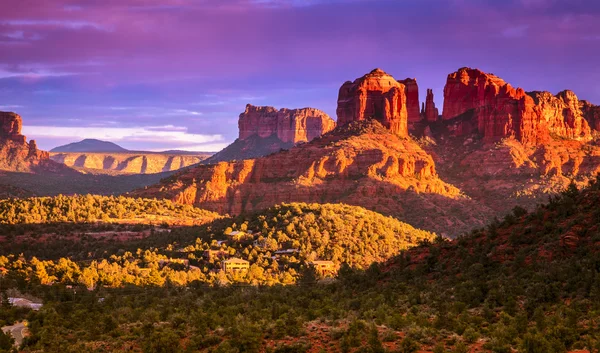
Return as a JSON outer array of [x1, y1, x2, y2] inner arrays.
[[422, 89, 439, 122], [50, 152, 210, 174], [337, 69, 418, 137], [0, 112, 26, 143], [207, 105, 335, 164], [238, 104, 335, 144], [133, 121, 492, 236], [441, 67, 592, 145], [399, 78, 421, 126], [132, 66, 600, 238], [581, 100, 600, 132], [0, 111, 49, 171]]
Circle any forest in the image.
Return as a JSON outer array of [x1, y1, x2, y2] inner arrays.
[[0, 202, 435, 289], [2, 180, 600, 352], [0, 194, 219, 225]]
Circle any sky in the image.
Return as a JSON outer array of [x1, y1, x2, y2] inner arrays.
[[1, 0, 599, 152]]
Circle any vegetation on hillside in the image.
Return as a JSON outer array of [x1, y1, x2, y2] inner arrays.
[[4, 179, 600, 352], [0, 195, 219, 225], [0, 203, 434, 289]]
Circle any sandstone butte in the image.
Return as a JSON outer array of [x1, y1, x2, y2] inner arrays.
[[441, 67, 592, 145], [336, 68, 422, 137], [132, 67, 600, 237], [238, 104, 335, 144], [0, 111, 49, 171], [206, 104, 335, 163]]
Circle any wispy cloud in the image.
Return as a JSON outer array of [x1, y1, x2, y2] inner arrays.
[[23, 125, 225, 147], [0, 20, 111, 32], [0, 66, 80, 79], [106, 106, 203, 117], [0, 105, 23, 110]]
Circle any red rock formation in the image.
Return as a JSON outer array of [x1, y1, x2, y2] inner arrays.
[[581, 100, 600, 132], [238, 104, 335, 144], [0, 111, 49, 171], [422, 89, 439, 122], [441, 67, 592, 145], [132, 121, 493, 236], [399, 78, 421, 125], [337, 69, 417, 137], [0, 112, 26, 143]]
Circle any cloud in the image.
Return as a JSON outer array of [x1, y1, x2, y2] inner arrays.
[[105, 106, 203, 117], [0, 104, 23, 110], [0, 20, 111, 32], [0, 67, 80, 79], [22, 125, 224, 147]]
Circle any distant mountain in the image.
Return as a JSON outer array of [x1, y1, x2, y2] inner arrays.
[[50, 139, 128, 153]]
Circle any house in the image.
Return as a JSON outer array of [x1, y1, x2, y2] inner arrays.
[[309, 260, 337, 276], [203, 249, 228, 260], [226, 231, 252, 241], [222, 257, 250, 272]]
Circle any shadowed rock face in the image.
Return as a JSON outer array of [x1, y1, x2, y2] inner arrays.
[[238, 104, 335, 144], [0, 111, 49, 171], [441, 67, 592, 145], [399, 77, 421, 125], [581, 100, 600, 132], [336, 69, 419, 137]]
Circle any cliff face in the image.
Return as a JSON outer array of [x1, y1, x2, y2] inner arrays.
[[337, 69, 417, 137], [238, 104, 335, 144], [581, 100, 600, 132], [50, 152, 210, 174], [207, 104, 335, 164], [133, 121, 492, 236], [399, 78, 421, 126], [441, 67, 592, 145], [0, 111, 49, 171]]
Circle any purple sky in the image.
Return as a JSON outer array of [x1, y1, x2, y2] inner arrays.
[[1, 0, 599, 151]]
